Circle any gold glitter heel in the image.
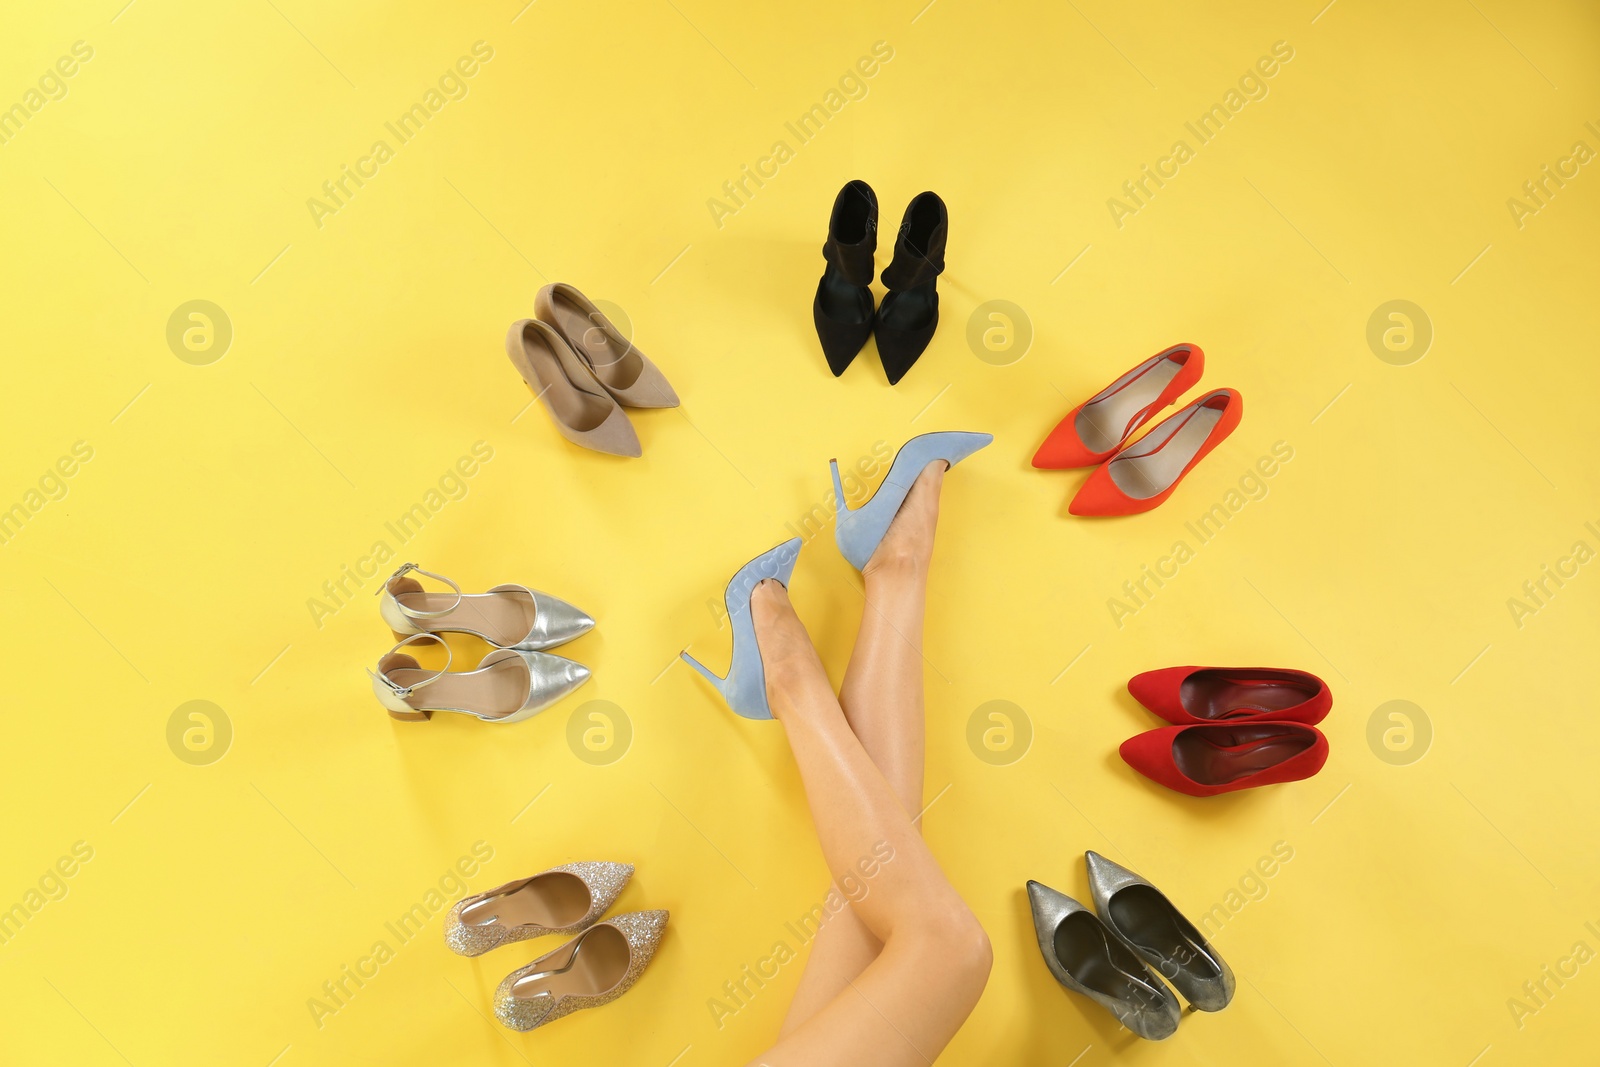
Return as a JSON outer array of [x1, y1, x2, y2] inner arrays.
[[493, 910, 668, 1032], [445, 861, 633, 957]]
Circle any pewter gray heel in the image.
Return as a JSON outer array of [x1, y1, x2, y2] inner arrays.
[[1026, 879, 1181, 1040], [1085, 850, 1235, 1012]]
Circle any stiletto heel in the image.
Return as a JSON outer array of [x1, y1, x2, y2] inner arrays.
[[681, 538, 803, 720], [829, 458, 846, 511], [833, 431, 991, 570], [1027, 880, 1180, 1040], [1084, 851, 1235, 1011]]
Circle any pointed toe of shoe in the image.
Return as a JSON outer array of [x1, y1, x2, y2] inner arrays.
[[519, 652, 591, 717], [875, 322, 937, 385], [814, 303, 874, 376], [535, 595, 596, 649], [1127, 666, 1194, 722], [1032, 415, 1104, 470], [564, 407, 641, 458], [1118, 727, 1187, 790], [618, 361, 680, 409], [1068, 464, 1122, 516], [1082, 849, 1135, 905]]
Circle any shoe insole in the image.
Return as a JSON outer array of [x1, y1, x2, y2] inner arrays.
[[509, 329, 614, 431], [1178, 670, 1319, 719], [461, 871, 591, 929], [391, 584, 534, 647], [1109, 402, 1224, 499], [1172, 725, 1315, 785], [386, 656, 529, 720], [512, 924, 629, 1000], [1075, 357, 1183, 453], [1054, 912, 1163, 1002], [1106, 886, 1220, 982], [547, 292, 643, 391]]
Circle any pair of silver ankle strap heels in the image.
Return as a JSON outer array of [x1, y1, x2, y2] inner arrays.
[[368, 563, 595, 723], [445, 861, 666, 1031], [1029, 852, 1235, 1040]]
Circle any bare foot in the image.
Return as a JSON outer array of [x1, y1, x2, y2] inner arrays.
[[862, 461, 946, 579], [750, 579, 829, 718]]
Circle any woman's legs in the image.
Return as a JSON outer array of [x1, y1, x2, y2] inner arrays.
[[780, 463, 945, 1033], [748, 577, 990, 1066]]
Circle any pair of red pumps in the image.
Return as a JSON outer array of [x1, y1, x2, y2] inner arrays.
[[1033, 344, 1242, 515], [1119, 666, 1330, 797]]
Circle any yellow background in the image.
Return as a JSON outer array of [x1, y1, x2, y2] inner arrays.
[[3, 0, 1598, 1064]]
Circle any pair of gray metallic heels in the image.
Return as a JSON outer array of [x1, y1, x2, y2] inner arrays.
[[1028, 851, 1235, 1040], [368, 563, 595, 723]]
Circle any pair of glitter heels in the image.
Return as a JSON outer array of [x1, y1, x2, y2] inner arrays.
[[368, 563, 595, 724], [682, 430, 992, 719], [445, 861, 667, 1032]]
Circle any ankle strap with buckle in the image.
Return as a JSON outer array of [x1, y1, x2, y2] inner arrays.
[[370, 632, 453, 698], [378, 562, 465, 619]]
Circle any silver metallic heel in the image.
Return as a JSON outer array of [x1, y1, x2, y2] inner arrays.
[[377, 562, 594, 651], [1085, 850, 1235, 1012], [369, 633, 590, 724], [1027, 879, 1181, 1040]]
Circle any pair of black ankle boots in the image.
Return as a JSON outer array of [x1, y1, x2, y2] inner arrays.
[[812, 180, 947, 385]]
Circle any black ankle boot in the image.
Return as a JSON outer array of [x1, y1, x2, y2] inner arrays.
[[875, 191, 946, 385], [813, 180, 878, 376]]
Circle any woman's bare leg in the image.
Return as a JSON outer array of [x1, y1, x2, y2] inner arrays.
[[780, 463, 946, 1032], [749, 579, 989, 1066]]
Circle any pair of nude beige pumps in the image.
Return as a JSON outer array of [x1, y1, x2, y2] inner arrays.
[[445, 861, 667, 1032], [506, 283, 679, 457]]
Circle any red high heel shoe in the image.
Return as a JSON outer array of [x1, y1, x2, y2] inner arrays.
[[1128, 666, 1330, 726], [1069, 389, 1241, 516], [1120, 723, 1327, 797], [1033, 344, 1203, 469]]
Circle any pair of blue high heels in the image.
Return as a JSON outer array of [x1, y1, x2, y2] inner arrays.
[[682, 431, 991, 720]]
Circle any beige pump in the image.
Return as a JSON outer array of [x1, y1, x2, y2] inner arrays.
[[536, 282, 679, 408], [505, 318, 642, 457]]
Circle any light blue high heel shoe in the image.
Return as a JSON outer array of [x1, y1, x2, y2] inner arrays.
[[681, 537, 803, 720], [832, 431, 992, 570]]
